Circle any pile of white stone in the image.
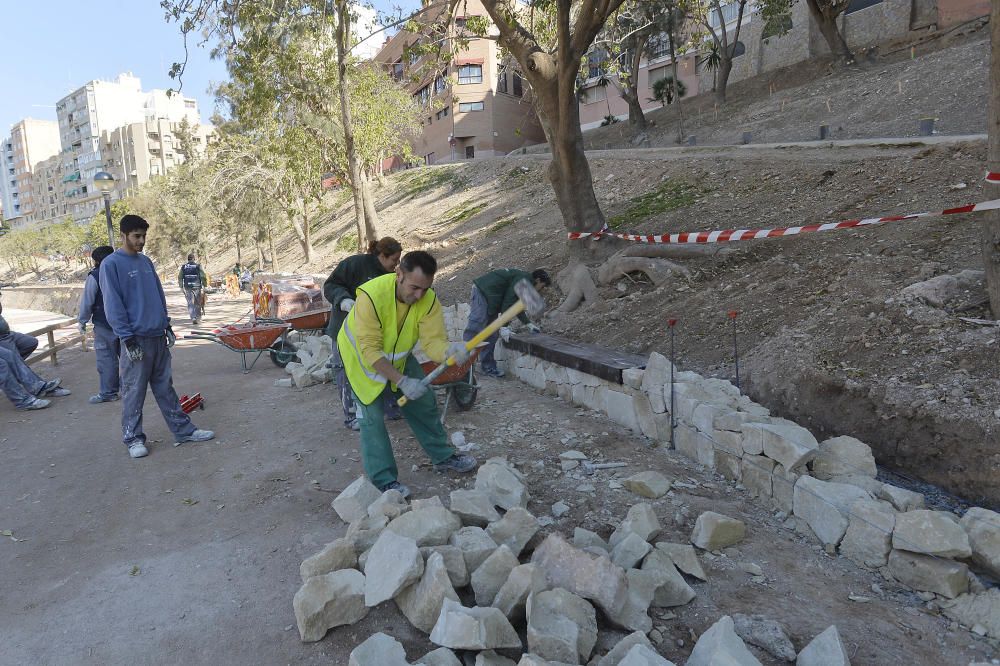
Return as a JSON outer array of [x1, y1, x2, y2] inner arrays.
[[493, 346, 1000, 641], [293, 460, 851, 665], [274, 334, 335, 389], [442, 304, 473, 343]]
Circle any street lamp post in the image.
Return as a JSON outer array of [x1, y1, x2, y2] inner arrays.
[[93, 171, 116, 247]]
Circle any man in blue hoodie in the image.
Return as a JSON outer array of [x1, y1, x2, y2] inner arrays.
[[78, 245, 120, 404], [99, 214, 214, 459]]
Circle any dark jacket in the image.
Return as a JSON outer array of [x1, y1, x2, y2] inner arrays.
[[88, 267, 110, 327], [473, 269, 532, 324], [323, 253, 391, 337]]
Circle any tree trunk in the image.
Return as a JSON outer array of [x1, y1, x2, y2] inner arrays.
[[805, 0, 854, 62], [715, 56, 732, 104], [335, 1, 378, 255], [301, 202, 313, 263], [981, 0, 1000, 316], [268, 227, 277, 272], [622, 89, 647, 129], [667, 35, 685, 143], [359, 173, 379, 245]]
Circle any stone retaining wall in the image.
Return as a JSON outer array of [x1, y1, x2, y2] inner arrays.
[[441, 302, 1000, 633], [0, 285, 85, 319]]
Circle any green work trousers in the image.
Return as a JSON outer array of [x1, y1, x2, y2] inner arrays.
[[355, 355, 454, 489]]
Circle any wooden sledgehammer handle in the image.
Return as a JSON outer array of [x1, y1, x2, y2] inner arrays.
[[396, 300, 527, 407]]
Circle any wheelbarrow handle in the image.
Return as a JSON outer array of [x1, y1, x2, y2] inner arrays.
[[397, 300, 526, 407]]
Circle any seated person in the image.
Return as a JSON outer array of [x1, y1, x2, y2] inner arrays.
[[0, 290, 39, 359], [0, 344, 70, 411]]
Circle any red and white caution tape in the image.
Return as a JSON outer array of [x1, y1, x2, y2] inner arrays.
[[569, 170, 1000, 244]]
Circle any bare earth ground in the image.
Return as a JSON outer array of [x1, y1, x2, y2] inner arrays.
[[2, 289, 996, 665]]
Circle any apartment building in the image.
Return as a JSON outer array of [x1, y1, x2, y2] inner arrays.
[[0, 119, 60, 225], [375, 0, 545, 164], [101, 118, 214, 197], [55, 73, 204, 223], [26, 154, 70, 227]]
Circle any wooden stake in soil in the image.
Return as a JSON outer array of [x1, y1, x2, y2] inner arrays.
[[729, 310, 741, 390]]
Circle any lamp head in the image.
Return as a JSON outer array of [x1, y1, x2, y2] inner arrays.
[[93, 171, 115, 193]]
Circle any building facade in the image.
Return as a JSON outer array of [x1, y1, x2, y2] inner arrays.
[[100, 118, 214, 198], [0, 119, 60, 226], [374, 0, 546, 165], [26, 154, 70, 228]]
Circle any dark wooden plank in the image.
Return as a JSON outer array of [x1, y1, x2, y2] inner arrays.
[[505, 333, 646, 384]]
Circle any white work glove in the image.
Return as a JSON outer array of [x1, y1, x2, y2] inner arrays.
[[398, 376, 428, 401], [526, 322, 541, 334], [447, 341, 470, 365], [165, 327, 176, 349], [340, 298, 355, 313], [499, 326, 511, 342], [78, 322, 87, 335]]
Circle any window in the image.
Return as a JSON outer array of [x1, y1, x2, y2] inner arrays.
[[648, 65, 669, 86], [497, 72, 508, 94], [846, 0, 881, 13], [708, 2, 741, 28], [434, 73, 447, 95], [184, 100, 196, 109], [729, 41, 746, 58], [415, 85, 431, 107], [457, 64, 483, 84], [458, 101, 484, 112], [392, 60, 404, 81], [648, 33, 671, 60], [436, 107, 449, 120], [465, 146, 475, 159], [586, 50, 607, 79], [512, 73, 523, 97], [582, 85, 607, 104]]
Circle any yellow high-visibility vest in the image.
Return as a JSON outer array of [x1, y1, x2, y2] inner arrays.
[[337, 273, 437, 405]]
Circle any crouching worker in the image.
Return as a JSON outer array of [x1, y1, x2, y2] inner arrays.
[[337, 250, 476, 498]]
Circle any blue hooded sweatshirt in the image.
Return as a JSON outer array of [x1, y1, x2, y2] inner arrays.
[[99, 249, 170, 339]]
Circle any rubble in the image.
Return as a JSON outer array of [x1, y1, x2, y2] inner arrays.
[[616, 643, 676, 665], [609, 503, 661, 547], [622, 471, 671, 499], [451, 526, 500, 574], [526, 587, 598, 663], [429, 598, 522, 651], [299, 537, 356, 582], [450, 489, 502, 527], [610, 532, 653, 569], [395, 551, 459, 633], [492, 563, 548, 620], [941, 589, 1000, 640], [685, 615, 762, 666], [347, 632, 409, 666], [732, 614, 796, 662], [486, 507, 540, 557], [476, 458, 531, 510], [892, 509, 971, 558], [887, 550, 969, 599], [640, 550, 696, 607], [960, 507, 1000, 578], [690, 511, 746, 551], [593, 631, 655, 666], [368, 489, 409, 521], [421, 544, 471, 588], [419, 647, 462, 666], [472, 545, 521, 606], [364, 529, 423, 606], [531, 533, 629, 619], [795, 625, 850, 666], [333, 477, 382, 523], [654, 542, 707, 581], [293, 569, 368, 642], [386, 505, 462, 547]]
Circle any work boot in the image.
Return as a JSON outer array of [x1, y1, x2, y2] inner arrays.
[[174, 429, 215, 446], [35, 378, 61, 396], [128, 442, 149, 458], [434, 453, 478, 474], [18, 397, 51, 411], [378, 480, 410, 499]]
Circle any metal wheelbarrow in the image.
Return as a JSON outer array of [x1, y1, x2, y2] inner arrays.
[[186, 322, 291, 374], [419, 345, 484, 423]]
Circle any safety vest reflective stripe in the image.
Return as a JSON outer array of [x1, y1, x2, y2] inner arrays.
[[341, 320, 387, 383]]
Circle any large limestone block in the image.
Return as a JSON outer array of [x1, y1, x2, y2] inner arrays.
[[396, 552, 459, 633], [888, 549, 969, 598], [793, 476, 871, 546], [594, 631, 655, 666], [368, 489, 409, 521], [472, 545, 520, 606], [293, 569, 368, 642], [450, 489, 501, 527], [877, 484, 925, 511], [641, 549, 696, 607], [419, 647, 462, 666], [531, 533, 629, 619], [674, 423, 700, 459], [828, 474, 884, 496], [714, 411, 773, 432], [617, 644, 676, 665], [451, 526, 499, 574], [892, 510, 972, 558], [741, 454, 775, 499], [387, 506, 462, 547], [770, 465, 799, 514], [960, 507, 1000, 578], [795, 625, 850, 666], [690, 511, 746, 551], [476, 651, 518, 666], [602, 568, 661, 633], [526, 587, 598, 663], [346, 515, 388, 552], [364, 529, 424, 606], [692, 403, 734, 435], [686, 616, 762, 666], [492, 563, 549, 620], [715, 450, 743, 482], [694, 434, 717, 469], [611, 532, 654, 569], [812, 435, 877, 480], [429, 598, 522, 651], [840, 499, 896, 568], [606, 389, 641, 431], [623, 471, 671, 499], [732, 614, 796, 662], [609, 503, 662, 547], [333, 476, 382, 523], [641, 352, 676, 402], [622, 367, 644, 389], [634, 393, 659, 440], [476, 459, 530, 510], [300, 537, 357, 582], [574, 527, 610, 553], [712, 429, 745, 456], [421, 545, 471, 588], [486, 507, 540, 557], [654, 542, 707, 581], [743, 422, 818, 471], [348, 632, 409, 666], [941, 589, 1000, 639]]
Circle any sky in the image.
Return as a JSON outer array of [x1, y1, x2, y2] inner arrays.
[[0, 0, 417, 136]]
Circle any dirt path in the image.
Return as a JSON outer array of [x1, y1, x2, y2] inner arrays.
[[1, 288, 994, 665]]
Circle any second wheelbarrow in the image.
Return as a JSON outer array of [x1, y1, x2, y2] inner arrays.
[[186, 321, 291, 374], [419, 345, 484, 423]]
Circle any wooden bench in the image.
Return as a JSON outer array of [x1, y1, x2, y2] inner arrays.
[[24, 318, 87, 367], [504, 332, 646, 384]]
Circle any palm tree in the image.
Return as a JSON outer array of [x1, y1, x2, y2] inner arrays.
[[701, 43, 722, 92], [650, 76, 687, 106]]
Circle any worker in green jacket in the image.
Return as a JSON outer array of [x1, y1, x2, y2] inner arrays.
[[323, 237, 403, 430], [463, 268, 550, 377]]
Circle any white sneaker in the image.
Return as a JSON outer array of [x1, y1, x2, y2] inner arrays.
[[128, 442, 149, 458], [174, 429, 215, 446], [19, 397, 51, 411]]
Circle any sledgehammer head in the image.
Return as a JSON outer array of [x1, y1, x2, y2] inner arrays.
[[514, 279, 546, 318]]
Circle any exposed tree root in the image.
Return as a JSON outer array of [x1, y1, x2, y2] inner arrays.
[[617, 244, 735, 260], [556, 263, 599, 313], [597, 250, 691, 287]]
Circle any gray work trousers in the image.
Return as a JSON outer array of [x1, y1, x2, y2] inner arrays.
[[0, 345, 44, 408], [120, 335, 195, 446], [0, 331, 38, 360], [462, 286, 499, 372], [183, 288, 202, 321], [93, 323, 120, 399]]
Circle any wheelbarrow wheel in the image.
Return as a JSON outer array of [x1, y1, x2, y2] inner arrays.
[[269, 339, 298, 368], [452, 380, 478, 411]]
